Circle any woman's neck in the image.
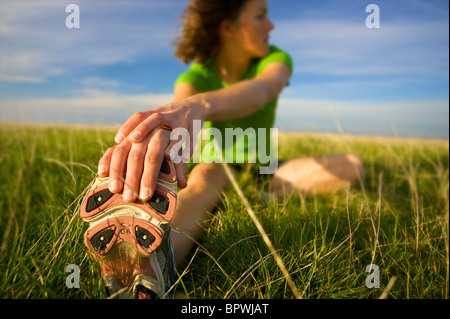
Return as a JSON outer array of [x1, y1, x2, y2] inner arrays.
[[215, 43, 251, 84]]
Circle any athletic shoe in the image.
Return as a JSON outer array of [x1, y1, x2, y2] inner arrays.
[[80, 158, 177, 298]]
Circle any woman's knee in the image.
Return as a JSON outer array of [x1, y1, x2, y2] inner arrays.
[[270, 154, 365, 195], [186, 163, 230, 192], [344, 154, 365, 184]]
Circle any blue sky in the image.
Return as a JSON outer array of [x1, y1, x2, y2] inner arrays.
[[0, 0, 448, 139]]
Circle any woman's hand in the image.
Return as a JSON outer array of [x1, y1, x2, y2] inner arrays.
[[114, 97, 205, 152], [97, 96, 204, 202], [98, 128, 188, 202], [98, 128, 187, 202]]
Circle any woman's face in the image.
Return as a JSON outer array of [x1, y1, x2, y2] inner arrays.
[[231, 0, 275, 58]]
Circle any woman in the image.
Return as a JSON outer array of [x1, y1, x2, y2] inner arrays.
[[82, 0, 365, 298]]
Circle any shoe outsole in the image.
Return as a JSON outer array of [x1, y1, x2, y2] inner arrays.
[[79, 158, 178, 298]]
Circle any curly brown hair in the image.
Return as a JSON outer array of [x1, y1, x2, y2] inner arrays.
[[173, 0, 251, 64]]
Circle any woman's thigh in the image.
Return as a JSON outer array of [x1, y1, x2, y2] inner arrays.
[[171, 162, 230, 228]]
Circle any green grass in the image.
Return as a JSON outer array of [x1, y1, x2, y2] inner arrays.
[[0, 123, 448, 299]]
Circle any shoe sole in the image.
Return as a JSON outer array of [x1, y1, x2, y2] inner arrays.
[[79, 158, 177, 298]]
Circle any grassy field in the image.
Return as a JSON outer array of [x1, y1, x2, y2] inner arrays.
[[0, 123, 448, 299]]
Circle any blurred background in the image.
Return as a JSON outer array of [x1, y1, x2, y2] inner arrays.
[[0, 0, 448, 139]]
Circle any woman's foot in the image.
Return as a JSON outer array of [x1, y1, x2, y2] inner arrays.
[[80, 159, 177, 298]]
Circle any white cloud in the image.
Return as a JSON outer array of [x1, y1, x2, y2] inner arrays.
[[1, 90, 447, 138], [81, 77, 123, 88], [2, 0, 447, 84], [0, 89, 175, 124], [0, 0, 447, 139], [2, 90, 174, 110], [275, 97, 449, 138], [0, 0, 182, 83], [271, 19, 449, 77]]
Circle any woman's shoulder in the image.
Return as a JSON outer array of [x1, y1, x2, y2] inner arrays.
[[257, 45, 294, 74], [186, 58, 217, 75], [175, 59, 218, 92], [268, 44, 288, 54]]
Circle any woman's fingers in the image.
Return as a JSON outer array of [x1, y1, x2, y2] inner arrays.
[[129, 112, 176, 143], [174, 162, 188, 189], [106, 102, 195, 201], [102, 126, 187, 203], [122, 135, 152, 202], [139, 129, 171, 201], [108, 139, 132, 193], [97, 146, 115, 177], [114, 110, 153, 144]]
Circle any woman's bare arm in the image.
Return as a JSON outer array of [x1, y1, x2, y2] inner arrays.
[[99, 63, 291, 201], [200, 63, 291, 121], [114, 62, 291, 143]]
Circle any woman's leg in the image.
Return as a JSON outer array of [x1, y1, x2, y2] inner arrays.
[[270, 154, 365, 196], [170, 162, 230, 267]]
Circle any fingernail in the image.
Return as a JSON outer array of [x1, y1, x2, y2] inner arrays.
[[123, 190, 134, 202], [115, 133, 124, 144], [98, 165, 107, 176], [130, 131, 142, 141], [109, 180, 120, 192], [139, 188, 151, 201]]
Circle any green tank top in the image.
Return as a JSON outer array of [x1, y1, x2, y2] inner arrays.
[[174, 45, 293, 164]]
